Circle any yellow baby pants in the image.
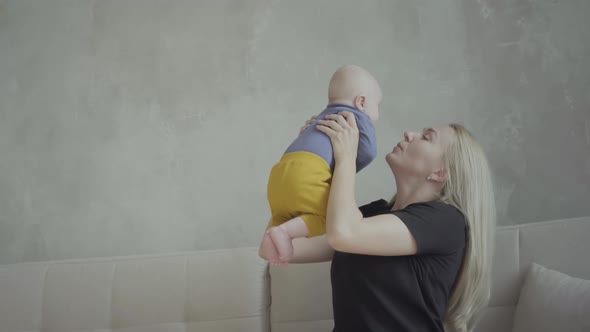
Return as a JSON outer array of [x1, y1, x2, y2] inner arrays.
[[267, 151, 332, 237]]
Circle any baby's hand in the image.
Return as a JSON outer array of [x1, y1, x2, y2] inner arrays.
[[299, 115, 317, 135]]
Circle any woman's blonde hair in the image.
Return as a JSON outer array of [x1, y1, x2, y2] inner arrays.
[[389, 124, 496, 332]]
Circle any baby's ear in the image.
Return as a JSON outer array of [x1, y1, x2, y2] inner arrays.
[[353, 95, 367, 110]]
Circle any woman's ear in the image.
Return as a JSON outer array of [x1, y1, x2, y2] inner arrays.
[[353, 95, 366, 110], [429, 168, 448, 183]]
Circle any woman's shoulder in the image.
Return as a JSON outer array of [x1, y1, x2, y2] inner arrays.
[[398, 200, 468, 254], [405, 200, 468, 232], [408, 200, 465, 218], [360, 199, 466, 225]]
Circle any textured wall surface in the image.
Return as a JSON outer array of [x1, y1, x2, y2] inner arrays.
[[0, 0, 588, 264]]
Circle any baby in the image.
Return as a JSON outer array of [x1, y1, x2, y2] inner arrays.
[[259, 65, 382, 265]]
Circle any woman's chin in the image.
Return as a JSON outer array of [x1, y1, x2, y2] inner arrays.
[[385, 152, 398, 167]]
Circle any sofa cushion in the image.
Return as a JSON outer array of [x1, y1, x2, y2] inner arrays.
[[0, 263, 46, 331], [512, 262, 590, 332], [269, 262, 333, 331], [473, 306, 514, 332]]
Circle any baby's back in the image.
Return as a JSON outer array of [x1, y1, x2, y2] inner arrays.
[[284, 104, 377, 173], [285, 107, 335, 170]]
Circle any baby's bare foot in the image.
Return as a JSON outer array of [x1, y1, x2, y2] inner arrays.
[[270, 259, 288, 267], [260, 231, 282, 265], [269, 226, 294, 262]]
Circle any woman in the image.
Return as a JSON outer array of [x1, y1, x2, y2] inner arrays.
[[263, 111, 496, 332]]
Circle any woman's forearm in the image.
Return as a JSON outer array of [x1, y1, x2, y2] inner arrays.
[[289, 235, 334, 263], [326, 157, 363, 242]]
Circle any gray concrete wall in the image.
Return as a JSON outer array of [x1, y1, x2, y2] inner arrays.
[[1, 0, 588, 264]]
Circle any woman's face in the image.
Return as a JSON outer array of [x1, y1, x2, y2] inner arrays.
[[386, 125, 455, 180]]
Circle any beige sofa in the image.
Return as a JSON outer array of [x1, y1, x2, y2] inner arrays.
[[1, 216, 589, 332]]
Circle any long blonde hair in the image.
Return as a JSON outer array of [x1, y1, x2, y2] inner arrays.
[[389, 124, 496, 332]]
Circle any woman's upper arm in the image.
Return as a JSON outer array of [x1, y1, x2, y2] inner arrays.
[[327, 213, 418, 256], [327, 202, 466, 256]]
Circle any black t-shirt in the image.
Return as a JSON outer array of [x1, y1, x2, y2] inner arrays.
[[331, 199, 467, 332]]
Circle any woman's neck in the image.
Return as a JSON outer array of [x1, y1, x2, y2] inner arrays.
[[392, 178, 440, 211]]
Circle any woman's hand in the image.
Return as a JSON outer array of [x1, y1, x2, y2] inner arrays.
[[299, 115, 317, 135], [316, 111, 359, 163]]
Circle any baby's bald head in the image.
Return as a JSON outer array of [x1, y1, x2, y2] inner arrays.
[[328, 65, 382, 123]]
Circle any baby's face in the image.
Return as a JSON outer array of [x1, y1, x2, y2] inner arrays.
[[364, 93, 382, 124]]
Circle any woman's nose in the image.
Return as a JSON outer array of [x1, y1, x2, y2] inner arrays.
[[404, 131, 412, 142]]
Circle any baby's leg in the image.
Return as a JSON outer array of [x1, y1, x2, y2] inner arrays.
[[268, 216, 310, 262], [259, 219, 286, 266], [259, 231, 287, 266]]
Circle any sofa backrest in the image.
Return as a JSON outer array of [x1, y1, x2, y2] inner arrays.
[[1, 217, 588, 332], [269, 216, 590, 332], [0, 248, 269, 332]]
